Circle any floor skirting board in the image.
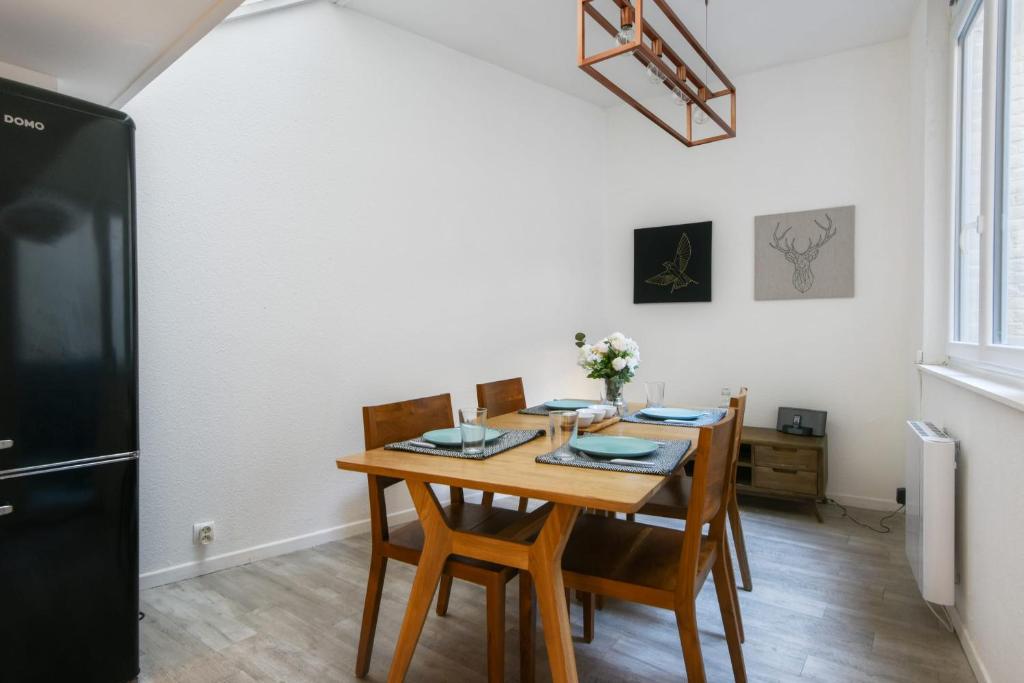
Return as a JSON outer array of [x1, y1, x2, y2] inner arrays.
[[139, 502, 427, 590], [825, 492, 901, 512], [949, 606, 992, 683]]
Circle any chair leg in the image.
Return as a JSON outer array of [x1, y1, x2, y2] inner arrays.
[[481, 491, 495, 508], [579, 591, 595, 643], [626, 513, 636, 522], [518, 497, 529, 512], [728, 494, 752, 592], [486, 578, 506, 683], [674, 600, 707, 683], [519, 572, 536, 683], [355, 552, 388, 678], [722, 539, 744, 643], [712, 551, 747, 683], [435, 575, 453, 616]]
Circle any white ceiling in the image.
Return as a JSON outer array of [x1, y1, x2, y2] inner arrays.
[[0, 0, 243, 106], [348, 0, 920, 106]]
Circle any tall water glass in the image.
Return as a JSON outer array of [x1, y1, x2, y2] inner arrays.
[[645, 381, 666, 408], [459, 407, 488, 455], [549, 411, 579, 462], [719, 387, 732, 409]]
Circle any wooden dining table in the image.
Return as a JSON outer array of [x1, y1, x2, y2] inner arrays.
[[336, 405, 699, 683]]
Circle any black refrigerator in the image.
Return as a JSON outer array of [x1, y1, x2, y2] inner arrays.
[[0, 77, 139, 682]]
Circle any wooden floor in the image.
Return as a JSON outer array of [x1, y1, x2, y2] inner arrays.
[[140, 497, 976, 682]]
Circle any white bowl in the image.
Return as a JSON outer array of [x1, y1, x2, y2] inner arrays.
[[590, 404, 616, 420], [575, 410, 595, 427]]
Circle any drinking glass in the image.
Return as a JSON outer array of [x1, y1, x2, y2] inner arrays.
[[645, 381, 666, 408], [548, 411, 579, 462], [719, 387, 732, 409], [459, 407, 488, 455]]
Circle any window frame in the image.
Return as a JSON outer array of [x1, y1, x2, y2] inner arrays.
[[949, 0, 1024, 375], [952, 0, 984, 347]]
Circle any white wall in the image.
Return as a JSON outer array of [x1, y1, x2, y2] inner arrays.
[[908, 3, 1024, 681], [125, 2, 606, 585], [920, 373, 1024, 683], [601, 40, 915, 509]]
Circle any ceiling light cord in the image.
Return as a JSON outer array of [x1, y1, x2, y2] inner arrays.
[[694, 0, 710, 125]]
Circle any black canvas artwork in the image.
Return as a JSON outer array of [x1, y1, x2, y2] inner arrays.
[[634, 222, 712, 303]]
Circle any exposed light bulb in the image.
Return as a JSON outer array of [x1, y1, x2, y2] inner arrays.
[[695, 109, 708, 125], [671, 87, 687, 107], [646, 62, 665, 85], [616, 24, 635, 45]]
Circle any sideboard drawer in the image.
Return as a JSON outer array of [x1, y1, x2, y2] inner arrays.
[[753, 445, 818, 472], [752, 465, 818, 495]]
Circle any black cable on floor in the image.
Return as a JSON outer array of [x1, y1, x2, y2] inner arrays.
[[826, 499, 905, 534]]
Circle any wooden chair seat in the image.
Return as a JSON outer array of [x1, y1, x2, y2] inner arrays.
[[563, 513, 716, 602]]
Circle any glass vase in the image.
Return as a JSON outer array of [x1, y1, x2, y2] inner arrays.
[[602, 377, 627, 416]]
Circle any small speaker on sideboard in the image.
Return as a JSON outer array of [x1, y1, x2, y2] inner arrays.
[[776, 407, 827, 437]]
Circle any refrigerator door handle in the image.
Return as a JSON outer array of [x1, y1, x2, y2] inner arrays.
[[0, 505, 13, 516], [0, 440, 12, 450]]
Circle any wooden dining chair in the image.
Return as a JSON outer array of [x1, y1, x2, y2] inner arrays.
[[356, 393, 533, 682], [476, 377, 530, 512], [640, 388, 752, 592], [559, 410, 746, 683], [575, 390, 751, 645]]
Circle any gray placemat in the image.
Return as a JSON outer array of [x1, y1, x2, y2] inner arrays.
[[384, 429, 544, 460], [519, 399, 596, 416], [535, 439, 692, 475], [622, 407, 727, 428]]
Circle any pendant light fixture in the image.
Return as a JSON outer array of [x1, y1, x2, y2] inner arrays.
[[577, 0, 736, 146]]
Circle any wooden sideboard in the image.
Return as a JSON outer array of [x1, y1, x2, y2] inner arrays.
[[735, 426, 828, 521]]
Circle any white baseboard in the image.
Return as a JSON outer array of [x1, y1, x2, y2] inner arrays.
[[825, 492, 901, 512], [949, 606, 992, 683], [140, 504, 423, 590]]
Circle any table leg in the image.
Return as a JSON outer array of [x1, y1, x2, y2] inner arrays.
[[387, 481, 453, 683], [383, 483, 580, 683], [528, 503, 581, 683]]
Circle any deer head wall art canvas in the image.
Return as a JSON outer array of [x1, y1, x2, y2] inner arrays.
[[754, 205, 855, 301]]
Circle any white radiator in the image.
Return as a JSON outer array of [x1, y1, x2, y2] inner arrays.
[[905, 421, 956, 606]]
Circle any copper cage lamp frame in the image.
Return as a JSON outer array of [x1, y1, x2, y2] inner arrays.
[[578, 0, 736, 146]]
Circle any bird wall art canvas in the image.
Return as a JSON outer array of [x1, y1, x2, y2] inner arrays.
[[633, 222, 712, 304], [754, 205, 855, 300]]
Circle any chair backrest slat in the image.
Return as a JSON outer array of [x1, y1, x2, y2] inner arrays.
[[727, 388, 749, 489], [675, 408, 737, 593], [697, 406, 739, 526], [476, 377, 527, 417], [362, 393, 454, 450]]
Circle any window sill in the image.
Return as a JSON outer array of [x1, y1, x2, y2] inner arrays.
[[918, 364, 1024, 413]]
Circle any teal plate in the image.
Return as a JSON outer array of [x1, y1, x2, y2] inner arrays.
[[422, 428, 504, 448], [570, 435, 660, 459], [639, 407, 704, 421], [544, 400, 593, 410]]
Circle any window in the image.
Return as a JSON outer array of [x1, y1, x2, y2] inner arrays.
[[951, 0, 1024, 372]]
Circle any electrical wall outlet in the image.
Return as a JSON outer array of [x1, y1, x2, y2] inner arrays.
[[896, 487, 906, 505], [193, 521, 215, 546]]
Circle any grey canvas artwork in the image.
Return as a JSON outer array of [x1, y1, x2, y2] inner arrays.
[[754, 205, 855, 300]]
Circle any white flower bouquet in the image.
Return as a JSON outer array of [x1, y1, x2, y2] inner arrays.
[[574, 332, 640, 410]]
